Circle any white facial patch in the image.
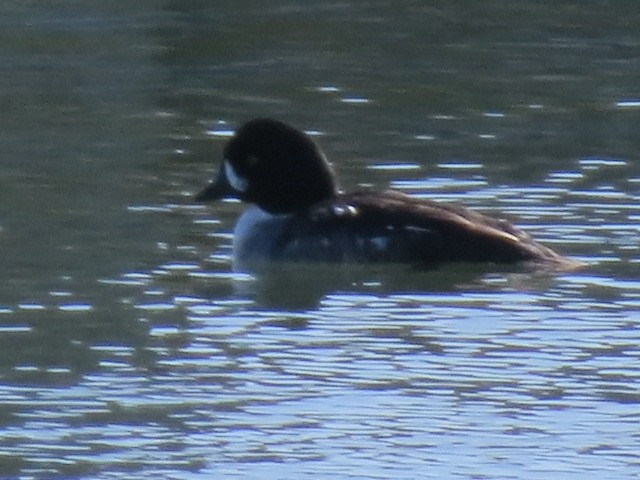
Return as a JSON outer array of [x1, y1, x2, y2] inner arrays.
[[224, 159, 249, 193]]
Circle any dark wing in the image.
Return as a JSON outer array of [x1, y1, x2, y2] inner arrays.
[[276, 190, 571, 266]]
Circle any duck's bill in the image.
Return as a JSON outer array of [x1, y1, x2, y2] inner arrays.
[[194, 167, 235, 202]]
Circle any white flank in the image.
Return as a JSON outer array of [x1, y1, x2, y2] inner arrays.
[[370, 236, 388, 251]]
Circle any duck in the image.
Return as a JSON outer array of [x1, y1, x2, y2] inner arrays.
[[195, 118, 579, 271]]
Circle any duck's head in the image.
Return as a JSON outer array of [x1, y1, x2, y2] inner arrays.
[[195, 119, 339, 214]]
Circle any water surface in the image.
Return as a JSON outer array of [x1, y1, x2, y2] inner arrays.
[[1, 1, 640, 478]]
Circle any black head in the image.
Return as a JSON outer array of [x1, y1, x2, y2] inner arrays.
[[195, 119, 339, 214]]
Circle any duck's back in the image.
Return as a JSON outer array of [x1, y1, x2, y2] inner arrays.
[[274, 190, 572, 267]]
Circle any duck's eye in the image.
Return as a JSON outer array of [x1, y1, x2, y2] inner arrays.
[[246, 155, 259, 167]]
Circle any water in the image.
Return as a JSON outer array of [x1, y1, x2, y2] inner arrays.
[[1, 1, 640, 478]]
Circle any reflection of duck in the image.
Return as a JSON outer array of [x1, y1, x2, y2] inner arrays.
[[196, 118, 579, 271]]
